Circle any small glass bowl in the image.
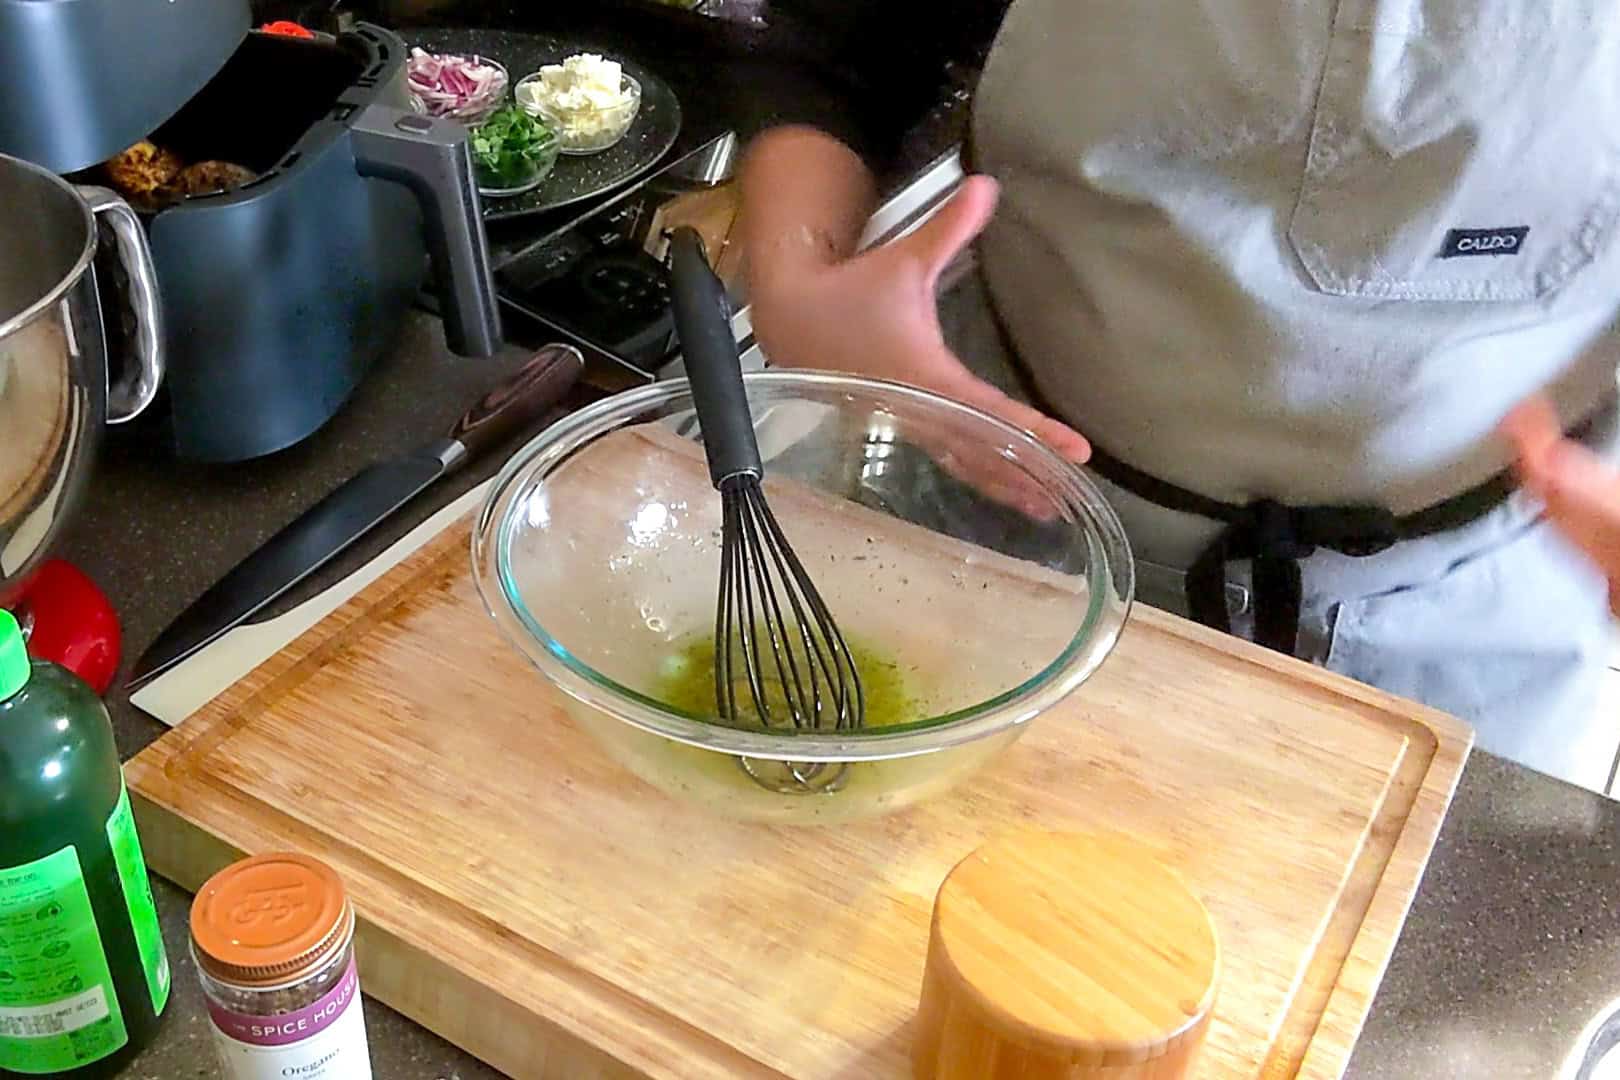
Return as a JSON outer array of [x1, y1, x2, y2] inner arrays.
[[469, 109, 560, 198], [408, 55, 510, 128], [516, 71, 642, 155], [474, 139, 559, 198]]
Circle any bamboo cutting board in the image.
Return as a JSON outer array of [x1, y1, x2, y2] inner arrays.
[[126, 425, 1471, 1080]]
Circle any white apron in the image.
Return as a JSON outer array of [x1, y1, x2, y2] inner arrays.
[[973, 0, 1620, 512], [960, 0, 1620, 789]]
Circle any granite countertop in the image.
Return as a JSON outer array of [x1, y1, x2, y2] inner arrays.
[[1350, 753, 1620, 1079], [47, 309, 1620, 1079]]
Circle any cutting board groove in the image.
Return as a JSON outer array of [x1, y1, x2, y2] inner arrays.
[[128, 452, 1470, 1080]]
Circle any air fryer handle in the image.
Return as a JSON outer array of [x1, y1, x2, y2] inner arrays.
[[351, 104, 501, 357]]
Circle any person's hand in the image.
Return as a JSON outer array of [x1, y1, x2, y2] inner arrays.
[[748, 175, 1090, 517], [1500, 395, 1620, 612]]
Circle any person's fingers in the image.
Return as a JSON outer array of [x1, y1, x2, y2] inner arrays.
[[1501, 398, 1620, 585], [894, 175, 1001, 286], [928, 436, 1059, 521], [878, 345, 1086, 518], [1538, 440, 1620, 529], [920, 407, 1058, 521], [1531, 439, 1620, 582], [936, 365, 1092, 463], [1499, 396, 1564, 482]]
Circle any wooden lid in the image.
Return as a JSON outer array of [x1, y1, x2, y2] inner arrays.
[[190, 851, 352, 986], [916, 831, 1219, 1076]]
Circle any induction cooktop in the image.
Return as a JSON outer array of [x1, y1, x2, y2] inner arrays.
[[493, 132, 742, 382]]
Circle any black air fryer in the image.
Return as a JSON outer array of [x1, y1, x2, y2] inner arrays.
[[0, 2, 501, 461]]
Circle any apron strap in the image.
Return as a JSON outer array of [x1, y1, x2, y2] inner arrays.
[[1086, 441, 1524, 653], [1087, 444, 1447, 654], [971, 266, 1598, 655]]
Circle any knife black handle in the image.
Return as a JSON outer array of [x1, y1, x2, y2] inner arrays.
[[448, 344, 586, 462]]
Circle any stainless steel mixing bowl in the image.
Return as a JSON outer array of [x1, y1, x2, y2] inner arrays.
[[0, 151, 164, 604]]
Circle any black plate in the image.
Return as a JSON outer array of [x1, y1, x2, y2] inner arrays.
[[408, 28, 683, 220]]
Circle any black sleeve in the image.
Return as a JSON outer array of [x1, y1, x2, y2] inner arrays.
[[746, 0, 1011, 169]]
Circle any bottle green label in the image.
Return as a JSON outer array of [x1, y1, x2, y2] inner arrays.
[[0, 846, 129, 1074], [105, 782, 170, 1016]]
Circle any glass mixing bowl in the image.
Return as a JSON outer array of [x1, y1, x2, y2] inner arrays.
[[473, 372, 1133, 825]]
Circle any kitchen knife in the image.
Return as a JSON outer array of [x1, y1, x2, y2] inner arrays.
[[128, 343, 585, 691]]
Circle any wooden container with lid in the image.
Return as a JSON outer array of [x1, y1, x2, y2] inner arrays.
[[914, 831, 1220, 1080]]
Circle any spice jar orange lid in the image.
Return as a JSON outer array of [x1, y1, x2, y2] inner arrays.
[[190, 851, 353, 986]]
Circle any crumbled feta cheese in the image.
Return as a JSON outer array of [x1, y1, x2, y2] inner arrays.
[[536, 54, 625, 111], [517, 53, 637, 147]]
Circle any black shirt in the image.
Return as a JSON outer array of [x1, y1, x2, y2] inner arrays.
[[757, 0, 1011, 161]]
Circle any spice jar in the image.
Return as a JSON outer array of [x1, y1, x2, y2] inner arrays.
[[189, 852, 372, 1079]]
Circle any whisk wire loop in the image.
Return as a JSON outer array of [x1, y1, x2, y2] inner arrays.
[[711, 479, 866, 733], [747, 484, 865, 731]]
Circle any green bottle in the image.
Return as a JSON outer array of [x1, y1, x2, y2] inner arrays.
[[0, 611, 170, 1078]]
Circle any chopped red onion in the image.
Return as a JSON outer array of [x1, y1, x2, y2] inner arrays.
[[407, 48, 508, 120]]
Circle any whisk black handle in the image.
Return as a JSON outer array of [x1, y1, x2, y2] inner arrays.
[[669, 226, 763, 487]]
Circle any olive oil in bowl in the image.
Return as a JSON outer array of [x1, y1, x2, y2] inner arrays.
[[594, 630, 1017, 822], [651, 631, 916, 732]]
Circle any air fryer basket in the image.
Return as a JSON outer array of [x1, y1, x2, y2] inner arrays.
[[148, 31, 369, 175]]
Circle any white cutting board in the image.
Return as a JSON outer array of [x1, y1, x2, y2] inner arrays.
[[130, 483, 494, 726]]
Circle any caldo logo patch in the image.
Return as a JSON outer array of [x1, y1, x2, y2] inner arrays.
[[1440, 226, 1530, 259]]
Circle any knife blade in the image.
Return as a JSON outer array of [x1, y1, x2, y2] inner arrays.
[[128, 343, 585, 691]]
